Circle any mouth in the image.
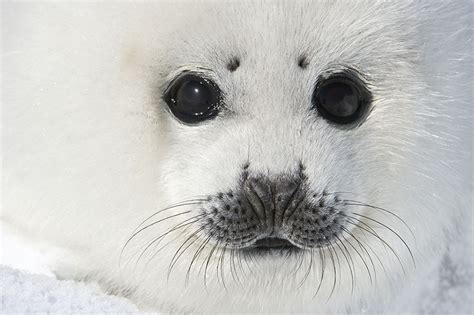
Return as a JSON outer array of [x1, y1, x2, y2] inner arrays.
[[253, 237, 295, 249], [244, 237, 300, 256]]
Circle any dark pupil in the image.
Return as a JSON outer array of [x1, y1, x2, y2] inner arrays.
[[320, 82, 359, 117], [175, 80, 212, 115]]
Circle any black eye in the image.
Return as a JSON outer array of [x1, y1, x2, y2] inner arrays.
[[164, 74, 221, 124], [312, 73, 370, 125]]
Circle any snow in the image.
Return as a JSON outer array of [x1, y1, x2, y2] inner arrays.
[[0, 223, 54, 276], [0, 265, 138, 313], [0, 223, 139, 313], [419, 249, 473, 315]]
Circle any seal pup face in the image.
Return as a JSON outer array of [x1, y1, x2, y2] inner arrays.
[[118, 1, 472, 313], [161, 66, 373, 252]]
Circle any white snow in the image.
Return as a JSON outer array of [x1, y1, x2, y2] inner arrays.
[[0, 223, 54, 276], [0, 223, 139, 313], [0, 265, 138, 313]]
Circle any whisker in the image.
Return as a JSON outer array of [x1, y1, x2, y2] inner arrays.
[[341, 221, 377, 284], [348, 216, 383, 241], [128, 214, 204, 270], [292, 244, 306, 278], [232, 246, 248, 285], [143, 221, 201, 270], [352, 212, 415, 267], [334, 234, 355, 296], [297, 247, 313, 289], [344, 217, 408, 275], [313, 246, 326, 298], [121, 209, 199, 264], [349, 230, 391, 283], [202, 240, 220, 290], [148, 215, 203, 250], [326, 241, 338, 301], [132, 197, 207, 233], [236, 249, 246, 278], [229, 248, 243, 287], [167, 226, 206, 281], [332, 240, 342, 295], [343, 200, 415, 241], [186, 234, 212, 286], [343, 213, 390, 258], [241, 249, 254, 279], [218, 243, 228, 290], [340, 226, 373, 284], [296, 229, 313, 287]]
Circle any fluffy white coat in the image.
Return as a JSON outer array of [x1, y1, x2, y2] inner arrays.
[[2, 1, 472, 313]]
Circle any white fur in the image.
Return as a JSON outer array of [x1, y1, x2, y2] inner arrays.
[[2, 1, 472, 313]]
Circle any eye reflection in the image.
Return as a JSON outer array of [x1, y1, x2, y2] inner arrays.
[[164, 74, 221, 124]]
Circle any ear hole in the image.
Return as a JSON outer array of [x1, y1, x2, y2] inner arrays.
[[297, 55, 309, 69], [227, 57, 240, 72]]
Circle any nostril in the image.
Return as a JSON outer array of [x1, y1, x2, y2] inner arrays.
[[243, 177, 272, 221], [247, 177, 272, 203], [274, 177, 300, 196]]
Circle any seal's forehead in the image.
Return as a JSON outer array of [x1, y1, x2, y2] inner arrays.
[[164, 1, 416, 72]]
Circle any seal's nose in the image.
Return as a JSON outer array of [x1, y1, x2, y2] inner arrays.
[[243, 174, 304, 233], [201, 163, 344, 249]]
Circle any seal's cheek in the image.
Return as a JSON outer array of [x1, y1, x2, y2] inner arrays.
[[158, 139, 246, 202]]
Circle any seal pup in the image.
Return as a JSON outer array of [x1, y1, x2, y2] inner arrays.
[[2, 1, 471, 313]]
